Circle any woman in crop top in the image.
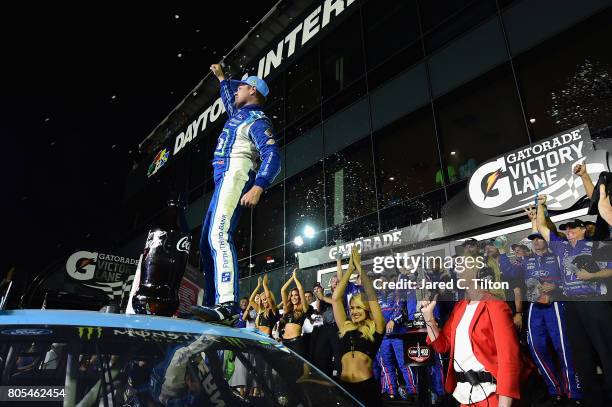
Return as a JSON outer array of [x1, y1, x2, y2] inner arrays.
[[280, 269, 311, 356], [247, 274, 278, 337], [332, 247, 385, 406]]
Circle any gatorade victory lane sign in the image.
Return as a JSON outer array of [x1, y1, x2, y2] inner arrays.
[[468, 124, 609, 216]]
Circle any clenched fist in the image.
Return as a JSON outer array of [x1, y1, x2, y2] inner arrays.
[[210, 64, 225, 81]]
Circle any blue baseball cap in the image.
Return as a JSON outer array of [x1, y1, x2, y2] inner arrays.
[[231, 76, 270, 98]]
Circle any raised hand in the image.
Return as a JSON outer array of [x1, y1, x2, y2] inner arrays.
[[537, 194, 547, 206], [420, 294, 438, 322], [210, 63, 225, 81], [573, 162, 587, 177], [523, 205, 536, 221]]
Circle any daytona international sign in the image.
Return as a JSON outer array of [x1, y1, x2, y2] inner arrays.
[[468, 124, 608, 216]]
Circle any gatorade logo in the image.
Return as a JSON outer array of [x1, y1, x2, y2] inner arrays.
[[177, 236, 191, 253], [66, 251, 98, 281]]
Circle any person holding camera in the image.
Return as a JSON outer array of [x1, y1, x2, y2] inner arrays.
[[536, 194, 612, 406]]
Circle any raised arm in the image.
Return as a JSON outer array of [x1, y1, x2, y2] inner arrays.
[[210, 64, 237, 117], [598, 184, 612, 226], [331, 251, 356, 329], [248, 277, 263, 312], [574, 162, 594, 199], [353, 250, 385, 334], [292, 269, 308, 312], [536, 195, 551, 242], [280, 274, 295, 314], [262, 274, 277, 312]]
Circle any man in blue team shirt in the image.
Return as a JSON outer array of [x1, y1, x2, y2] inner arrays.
[[498, 233, 582, 404], [378, 272, 416, 401], [193, 64, 281, 322], [536, 195, 612, 406]]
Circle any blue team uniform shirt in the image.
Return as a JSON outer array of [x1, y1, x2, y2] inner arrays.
[[379, 290, 407, 334], [213, 80, 281, 189], [548, 232, 609, 297]]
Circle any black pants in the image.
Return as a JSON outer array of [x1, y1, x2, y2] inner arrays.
[[302, 332, 312, 361], [564, 301, 612, 407], [339, 377, 381, 407], [310, 324, 341, 378], [283, 336, 306, 357]]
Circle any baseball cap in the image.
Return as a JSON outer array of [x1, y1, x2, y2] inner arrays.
[[232, 76, 270, 98], [527, 232, 544, 240], [559, 219, 586, 230], [461, 238, 479, 246]]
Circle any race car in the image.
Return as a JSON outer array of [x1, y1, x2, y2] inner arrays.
[[0, 309, 362, 407]]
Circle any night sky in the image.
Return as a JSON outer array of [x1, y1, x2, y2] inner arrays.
[[2, 2, 277, 279]]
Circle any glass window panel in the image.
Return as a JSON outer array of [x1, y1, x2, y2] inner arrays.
[[503, 0, 609, 57], [367, 42, 424, 91], [374, 106, 441, 209], [321, 13, 365, 100], [327, 212, 379, 245], [285, 163, 326, 263], [188, 139, 207, 190], [323, 97, 370, 156], [233, 205, 252, 262], [284, 110, 321, 145], [363, 0, 420, 69], [322, 78, 366, 120], [252, 247, 284, 275], [324, 137, 377, 228], [428, 17, 507, 98], [253, 182, 284, 253], [370, 62, 429, 132], [285, 125, 323, 179], [380, 189, 445, 232], [239, 258, 251, 280], [285, 48, 321, 124], [267, 100, 285, 130], [419, 0, 486, 33], [435, 64, 529, 184], [423, 0, 497, 53], [514, 9, 612, 140]]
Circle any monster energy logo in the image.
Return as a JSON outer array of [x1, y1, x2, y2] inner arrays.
[[78, 327, 102, 340], [223, 337, 244, 349]]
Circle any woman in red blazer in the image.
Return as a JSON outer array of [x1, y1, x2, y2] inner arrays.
[[421, 264, 529, 407]]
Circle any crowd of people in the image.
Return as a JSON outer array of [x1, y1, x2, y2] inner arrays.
[[226, 166, 612, 407]]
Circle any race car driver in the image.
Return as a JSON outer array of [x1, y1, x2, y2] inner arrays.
[[192, 64, 281, 322]]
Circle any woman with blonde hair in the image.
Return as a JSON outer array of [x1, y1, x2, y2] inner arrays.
[[246, 274, 278, 337], [279, 269, 311, 356], [332, 247, 385, 406]]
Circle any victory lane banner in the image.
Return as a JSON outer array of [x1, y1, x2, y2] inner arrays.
[[65, 250, 139, 301], [468, 124, 608, 215]]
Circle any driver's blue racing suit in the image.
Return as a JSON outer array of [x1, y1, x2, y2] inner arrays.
[[200, 80, 280, 305]]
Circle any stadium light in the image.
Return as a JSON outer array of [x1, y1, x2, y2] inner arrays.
[[304, 225, 315, 239]]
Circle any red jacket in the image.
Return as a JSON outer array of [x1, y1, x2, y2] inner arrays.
[[427, 297, 528, 400]]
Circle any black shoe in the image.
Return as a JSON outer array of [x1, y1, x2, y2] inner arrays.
[[190, 302, 238, 325]]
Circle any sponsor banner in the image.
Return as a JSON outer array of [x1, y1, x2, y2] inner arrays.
[[468, 124, 608, 216], [298, 219, 443, 269], [65, 250, 139, 301], [178, 277, 201, 314]]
